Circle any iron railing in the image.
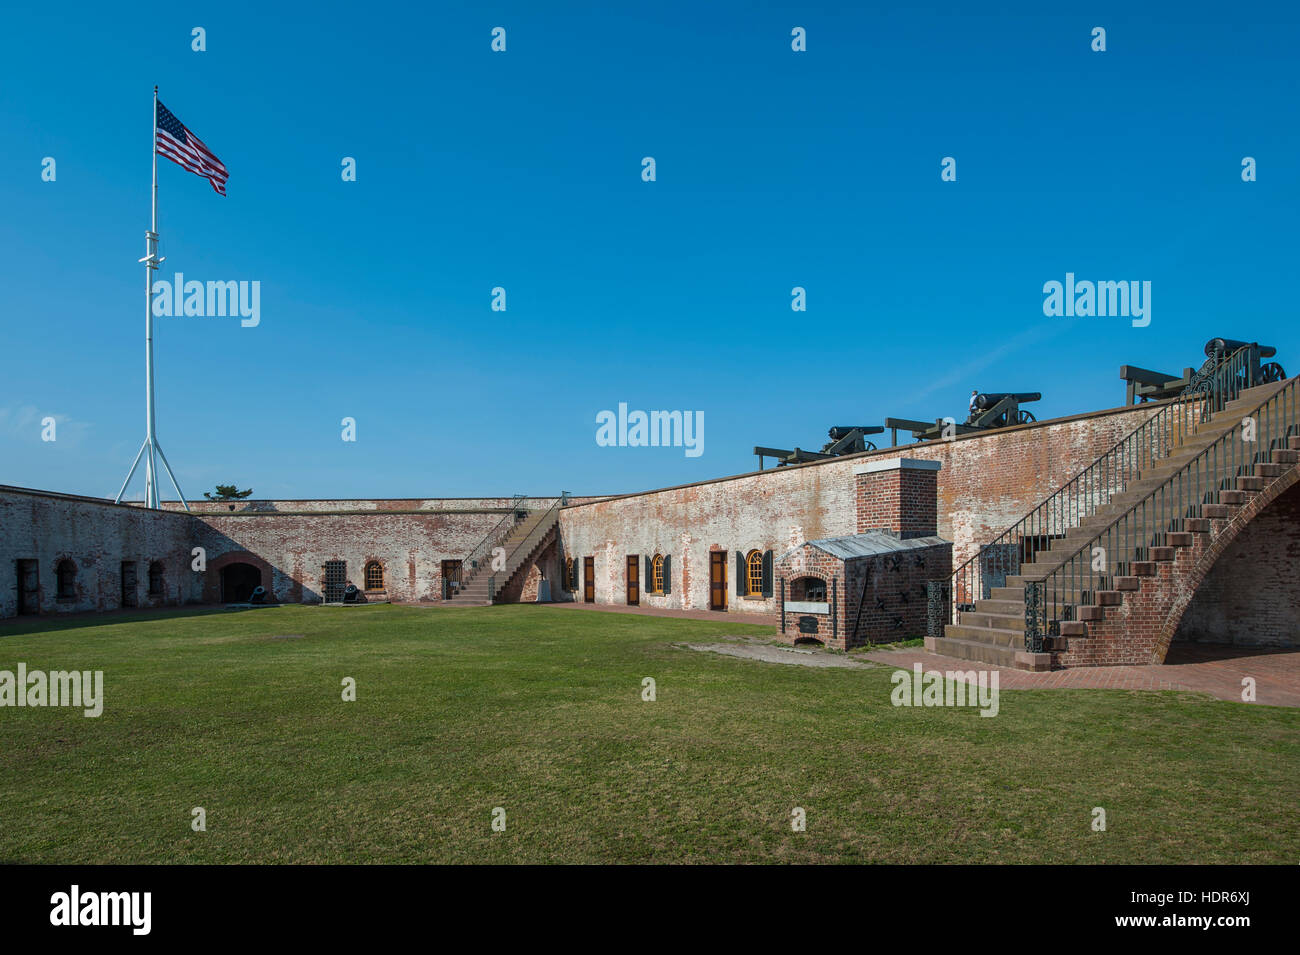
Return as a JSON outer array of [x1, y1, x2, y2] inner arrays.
[[459, 494, 529, 582], [1027, 372, 1298, 650], [487, 497, 563, 598], [949, 343, 1265, 628]]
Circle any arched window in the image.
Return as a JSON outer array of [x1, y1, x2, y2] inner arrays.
[[746, 550, 763, 596], [56, 559, 76, 599], [364, 561, 384, 591], [148, 561, 165, 596], [652, 554, 665, 594]]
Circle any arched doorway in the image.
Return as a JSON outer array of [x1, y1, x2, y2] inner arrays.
[[220, 562, 262, 603]]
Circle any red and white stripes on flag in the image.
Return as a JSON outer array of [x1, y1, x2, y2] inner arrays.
[[155, 100, 229, 195]]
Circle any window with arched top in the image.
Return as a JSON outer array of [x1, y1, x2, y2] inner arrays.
[[364, 561, 384, 591], [746, 550, 763, 596], [56, 559, 76, 599], [652, 554, 665, 594]]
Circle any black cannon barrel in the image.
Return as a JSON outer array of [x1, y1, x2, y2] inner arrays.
[[828, 425, 885, 439], [1205, 338, 1276, 359], [974, 392, 1041, 410]]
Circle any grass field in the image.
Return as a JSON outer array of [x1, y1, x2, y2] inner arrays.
[[1, 604, 1296, 864]]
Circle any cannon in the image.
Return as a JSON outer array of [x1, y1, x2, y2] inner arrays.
[[1122, 338, 1286, 404], [884, 391, 1041, 444], [249, 585, 267, 605], [755, 425, 884, 468], [342, 583, 367, 604], [970, 392, 1041, 428]]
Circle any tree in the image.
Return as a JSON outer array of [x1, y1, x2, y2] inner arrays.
[[203, 484, 254, 501]]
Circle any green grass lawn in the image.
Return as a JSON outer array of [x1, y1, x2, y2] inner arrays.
[[1, 604, 1295, 864]]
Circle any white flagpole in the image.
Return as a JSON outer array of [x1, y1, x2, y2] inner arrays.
[[116, 86, 189, 512]]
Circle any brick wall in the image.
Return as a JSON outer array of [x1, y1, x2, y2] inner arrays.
[[1172, 481, 1300, 649], [558, 403, 1156, 616], [0, 486, 203, 617], [195, 508, 515, 604]]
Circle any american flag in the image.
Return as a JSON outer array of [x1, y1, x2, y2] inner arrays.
[[156, 101, 228, 195]]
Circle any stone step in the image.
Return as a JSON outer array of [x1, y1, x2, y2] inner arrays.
[[943, 623, 1023, 647], [927, 635, 1051, 671], [956, 611, 1025, 632]]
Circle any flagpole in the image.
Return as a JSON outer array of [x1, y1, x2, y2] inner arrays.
[[115, 85, 189, 512], [144, 84, 159, 509]]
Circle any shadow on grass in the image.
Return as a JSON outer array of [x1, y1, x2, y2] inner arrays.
[[0, 603, 289, 637]]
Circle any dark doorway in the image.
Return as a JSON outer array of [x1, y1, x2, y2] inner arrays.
[[626, 555, 639, 606], [442, 559, 463, 600], [710, 551, 728, 611], [15, 560, 38, 615], [583, 556, 594, 603], [120, 561, 138, 608], [221, 562, 262, 603]]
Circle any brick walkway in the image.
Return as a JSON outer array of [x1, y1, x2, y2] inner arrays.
[[537, 601, 772, 626], [863, 643, 1300, 707]]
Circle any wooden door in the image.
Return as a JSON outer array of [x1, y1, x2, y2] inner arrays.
[[626, 555, 639, 605], [16, 560, 38, 615], [583, 556, 594, 603], [709, 551, 727, 611], [441, 560, 462, 599], [120, 562, 138, 608]]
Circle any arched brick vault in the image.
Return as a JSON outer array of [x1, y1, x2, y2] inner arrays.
[[203, 550, 275, 603], [1153, 465, 1300, 664]]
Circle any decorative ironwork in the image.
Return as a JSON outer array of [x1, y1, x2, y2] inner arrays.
[[925, 580, 948, 641], [1023, 580, 1044, 653]]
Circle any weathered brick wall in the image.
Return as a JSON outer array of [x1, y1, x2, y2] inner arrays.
[[1172, 481, 1300, 649], [195, 508, 514, 603], [558, 404, 1157, 616], [0, 486, 203, 617], [4, 490, 590, 616]]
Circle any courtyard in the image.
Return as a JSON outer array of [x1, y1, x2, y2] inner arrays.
[[0, 604, 1295, 864]]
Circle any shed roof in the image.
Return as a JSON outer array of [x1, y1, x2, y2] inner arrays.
[[801, 530, 949, 561]]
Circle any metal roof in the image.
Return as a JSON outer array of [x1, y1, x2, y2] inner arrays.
[[800, 530, 949, 561]]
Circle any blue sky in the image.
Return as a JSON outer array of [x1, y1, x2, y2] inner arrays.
[[2, 1, 1297, 500]]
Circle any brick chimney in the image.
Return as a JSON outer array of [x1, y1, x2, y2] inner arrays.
[[853, 458, 941, 538]]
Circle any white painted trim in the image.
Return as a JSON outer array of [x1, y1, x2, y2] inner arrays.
[[853, 457, 942, 475], [785, 600, 830, 614]]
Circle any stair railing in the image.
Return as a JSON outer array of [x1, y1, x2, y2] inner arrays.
[[1025, 373, 1298, 650], [458, 494, 529, 588], [949, 344, 1259, 625], [486, 497, 563, 600]]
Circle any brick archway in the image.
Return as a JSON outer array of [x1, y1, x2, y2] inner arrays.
[[1154, 466, 1300, 664], [204, 551, 275, 603]]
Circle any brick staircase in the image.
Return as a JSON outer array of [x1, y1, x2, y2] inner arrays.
[[445, 504, 560, 605], [936, 364, 1300, 670]]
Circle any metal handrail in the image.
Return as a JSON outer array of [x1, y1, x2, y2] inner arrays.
[[949, 345, 1257, 622], [487, 498, 563, 597], [459, 494, 528, 583], [1026, 372, 1297, 649]]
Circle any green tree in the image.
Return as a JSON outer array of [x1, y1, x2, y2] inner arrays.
[[203, 484, 254, 501]]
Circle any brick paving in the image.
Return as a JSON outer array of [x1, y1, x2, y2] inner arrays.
[[863, 642, 1300, 707], [537, 601, 772, 626]]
